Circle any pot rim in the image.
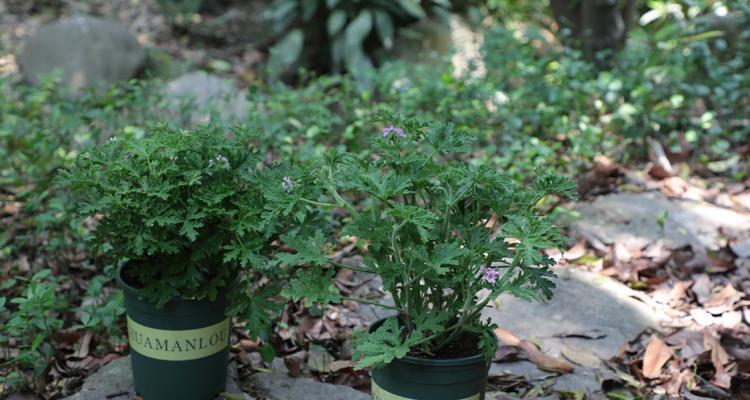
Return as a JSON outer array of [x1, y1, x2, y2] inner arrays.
[[369, 318, 491, 367], [116, 262, 208, 305]]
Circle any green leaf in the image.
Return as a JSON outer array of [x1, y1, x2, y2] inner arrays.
[[274, 231, 328, 267], [425, 122, 477, 154], [260, 343, 276, 363], [385, 205, 439, 242], [222, 239, 268, 269], [344, 9, 373, 48], [301, 0, 319, 22], [282, 266, 342, 307], [373, 10, 394, 50], [396, 0, 426, 18], [353, 318, 411, 369], [343, 9, 374, 73], [336, 157, 411, 199], [327, 10, 347, 36], [428, 242, 468, 274], [268, 29, 304, 76], [532, 170, 578, 202]]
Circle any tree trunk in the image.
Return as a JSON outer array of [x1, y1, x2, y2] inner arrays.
[[550, 0, 635, 63]]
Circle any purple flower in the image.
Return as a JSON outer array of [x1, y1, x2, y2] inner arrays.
[[382, 125, 405, 139], [281, 176, 295, 192], [479, 266, 500, 285]]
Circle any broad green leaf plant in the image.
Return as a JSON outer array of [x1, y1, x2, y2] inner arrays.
[[263, 0, 451, 75], [58, 124, 325, 339], [283, 113, 577, 369]]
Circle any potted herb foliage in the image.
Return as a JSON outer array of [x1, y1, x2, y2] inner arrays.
[[284, 115, 576, 399], [59, 124, 323, 400]]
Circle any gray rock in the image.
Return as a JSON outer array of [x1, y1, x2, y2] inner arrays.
[[61, 356, 248, 400], [485, 269, 662, 360], [166, 71, 248, 126], [572, 192, 750, 258], [20, 16, 146, 90], [484, 269, 665, 396], [247, 358, 370, 400], [62, 356, 134, 400]]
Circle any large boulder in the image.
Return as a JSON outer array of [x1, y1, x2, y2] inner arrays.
[[19, 16, 146, 90], [166, 71, 248, 126]]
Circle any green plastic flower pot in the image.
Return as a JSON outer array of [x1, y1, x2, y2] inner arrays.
[[370, 319, 491, 400], [117, 264, 230, 400]]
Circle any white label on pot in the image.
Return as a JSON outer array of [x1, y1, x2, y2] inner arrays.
[[372, 380, 480, 400], [127, 316, 229, 361]]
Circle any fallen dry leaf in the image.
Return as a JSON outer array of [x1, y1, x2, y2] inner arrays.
[[661, 363, 692, 395], [307, 348, 334, 373], [517, 340, 574, 373], [74, 332, 93, 359], [552, 328, 607, 340], [240, 338, 260, 352], [283, 355, 303, 378], [2, 202, 21, 216], [691, 274, 713, 305], [703, 330, 731, 389], [669, 280, 693, 306], [643, 335, 673, 379], [494, 327, 573, 373], [564, 238, 587, 261], [328, 360, 354, 373], [561, 344, 601, 368], [705, 284, 741, 312], [494, 327, 521, 346], [493, 345, 523, 362]]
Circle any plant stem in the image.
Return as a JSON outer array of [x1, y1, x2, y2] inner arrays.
[[299, 198, 338, 208], [327, 260, 376, 274], [342, 296, 404, 313]]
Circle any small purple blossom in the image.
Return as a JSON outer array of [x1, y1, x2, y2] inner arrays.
[[281, 176, 295, 192], [382, 125, 405, 139], [479, 266, 500, 285]]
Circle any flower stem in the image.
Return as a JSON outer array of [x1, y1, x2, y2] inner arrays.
[[327, 260, 376, 274], [299, 198, 338, 208], [342, 296, 404, 313]]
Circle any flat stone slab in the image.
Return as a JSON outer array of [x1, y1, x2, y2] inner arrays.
[[572, 191, 750, 257], [483, 269, 665, 396], [61, 356, 134, 400], [486, 269, 662, 359], [61, 356, 250, 400], [246, 359, 370, 400]]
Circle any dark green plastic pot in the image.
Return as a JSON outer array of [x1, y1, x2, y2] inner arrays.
[[370, 319, 491, 400], [117, 264, 230, 400]]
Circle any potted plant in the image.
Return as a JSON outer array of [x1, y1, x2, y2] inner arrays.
[[283, 115, 576, 399], [59, 124, 324, 400]]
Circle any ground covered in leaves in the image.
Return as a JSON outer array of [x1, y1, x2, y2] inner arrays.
[[1, 1, 750, 399]]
